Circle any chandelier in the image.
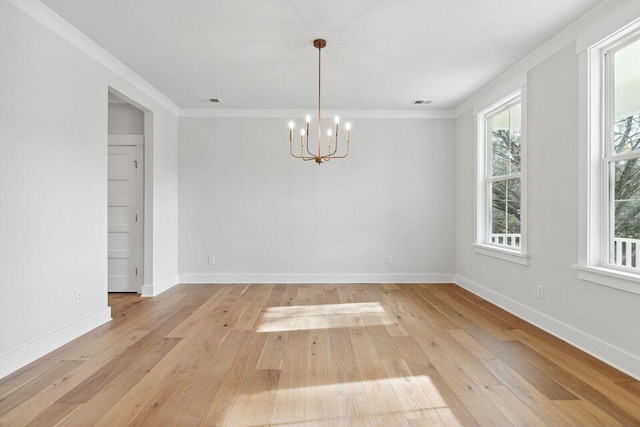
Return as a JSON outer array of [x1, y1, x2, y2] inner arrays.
[[288, 39, 351, 164]]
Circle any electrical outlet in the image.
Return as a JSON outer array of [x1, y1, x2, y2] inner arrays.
[[537, 285, 544, 299], [208, 256, 216, 265], [386, 256, 393, 265], [75, 289, 83, 304]]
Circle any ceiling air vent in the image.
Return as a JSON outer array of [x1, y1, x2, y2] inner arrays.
[[197, 97, 221, 103], [413, 100, 433, 105]]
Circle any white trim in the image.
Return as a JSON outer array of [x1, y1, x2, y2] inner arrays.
[[6, 0, 180, 116], [107, 135, 144, 146], [475, 89, 527, 257], [573, 265, 640, 295], [179, 108, 456, 120], [472, 244, 530, 266], [454, 274, 640, 381], [141, 275, 180, 297], [0, 307, 112, 379], [579, 19, 640, 279], [454, 21, 581, 117], [453, 0, 640, 118], [178, 273, 454, 284], [576, 2, 640, 54]]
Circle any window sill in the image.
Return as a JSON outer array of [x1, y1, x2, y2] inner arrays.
[[472, 244, 529, 266], [573, 265, 640, 295]]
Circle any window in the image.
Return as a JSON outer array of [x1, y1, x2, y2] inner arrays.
[[475, 90, 528, 264], [602, 34, 640, 270], [577, 23, 640, 294]]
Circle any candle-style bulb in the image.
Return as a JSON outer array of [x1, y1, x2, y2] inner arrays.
[[334, 116, 340, 124], [305, 114, 311, 123], [300, 129, 305, 136], [289, 121, 295, 130], [345, 122, 351, 131], [327, 129, 332, 137]]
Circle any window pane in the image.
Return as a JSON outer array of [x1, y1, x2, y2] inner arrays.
[[507, 178, 522, 239], [489, 104, 521, 177], [611, 159, 640, 267], [489, 178, 521, 248], [613, 38, 640, 154]]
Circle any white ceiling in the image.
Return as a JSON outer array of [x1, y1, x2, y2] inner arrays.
[[41, 0, 603, 111]]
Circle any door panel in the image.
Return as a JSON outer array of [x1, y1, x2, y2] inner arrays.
[[108, 144, 142, 292]]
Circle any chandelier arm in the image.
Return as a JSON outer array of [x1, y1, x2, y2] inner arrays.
[[327, 135, 339, 157], [295, 153, 317, 161], [290, 139, 316, 160], [305, 134, 317, 158], [327, 140, 350, 159]]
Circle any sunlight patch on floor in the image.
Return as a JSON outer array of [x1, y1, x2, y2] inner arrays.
[[223, 375, 456, 426], [256, 302, 391, 333]]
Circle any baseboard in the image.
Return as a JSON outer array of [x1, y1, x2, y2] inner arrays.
[[141, 275, 179, 297], [0, 306, 112, 380], [179, 273, 455, 284], [454, 274, 640, 381]]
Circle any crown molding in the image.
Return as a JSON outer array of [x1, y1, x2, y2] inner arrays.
[[8, 0, 180, 116], [179, 108, 456, 119], [452, 22, 580, 118], [452, 0, 639, 118]]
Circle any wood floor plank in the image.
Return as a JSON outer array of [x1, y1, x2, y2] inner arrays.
[[23, 402, 81, 427], [306, 328, 341, 427], [553, 400, 625, 426], [393, 313, 514, 426], [94, 329, 250, 427], [444, 285, 637, 383], [477, 384, 548, 427], [257, 332, 289, 370], [424, 285, 516, 341], [56, 337, 182, 427], [270, 329, 310, 426], [184, 330, 268, 426], [510, 328, 640, 420], [0, 360, 83, 418], [419, 287, 578, 401], [480, 358, 584, 427], [1, 283, 638, 427], [446, 329, 494, 359], [380, 358, 444, 425], [347, 326, 410, 426], [56, 306, 195, 404], [393, 336, 477, 427]]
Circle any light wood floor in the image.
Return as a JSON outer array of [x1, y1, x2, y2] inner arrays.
[[1, 284, 639, 426]]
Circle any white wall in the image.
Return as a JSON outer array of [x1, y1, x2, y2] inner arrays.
[[148, 108, 179, 293], [0, 0, 179, 377], [454, 1, 640, 379], [178, 117, 455, 283], [108, 103, 144, 135]]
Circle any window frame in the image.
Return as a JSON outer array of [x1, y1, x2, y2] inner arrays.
[[602, 32, 640, 273], [474, 89, 529, 265], [576, 22, 640, 295]]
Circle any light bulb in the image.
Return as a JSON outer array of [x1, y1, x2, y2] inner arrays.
[[306, 114, 311, 123], [289, 121, 295, 130], [327, 129, 332, 137], [300, 129, 305, 136], [345, 122, 351, 131], [334, 116, 340, 124]]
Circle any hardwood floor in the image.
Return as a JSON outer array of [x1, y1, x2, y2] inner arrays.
[[1, 283, 639, 426]]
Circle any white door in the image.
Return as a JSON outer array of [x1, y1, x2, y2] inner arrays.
[[108, 144, 143, 292]]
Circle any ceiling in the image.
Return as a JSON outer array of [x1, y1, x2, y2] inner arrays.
[[41, 0, 603, 111]]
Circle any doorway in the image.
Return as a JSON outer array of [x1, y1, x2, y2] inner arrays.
[[108, 92, 145, 292]]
